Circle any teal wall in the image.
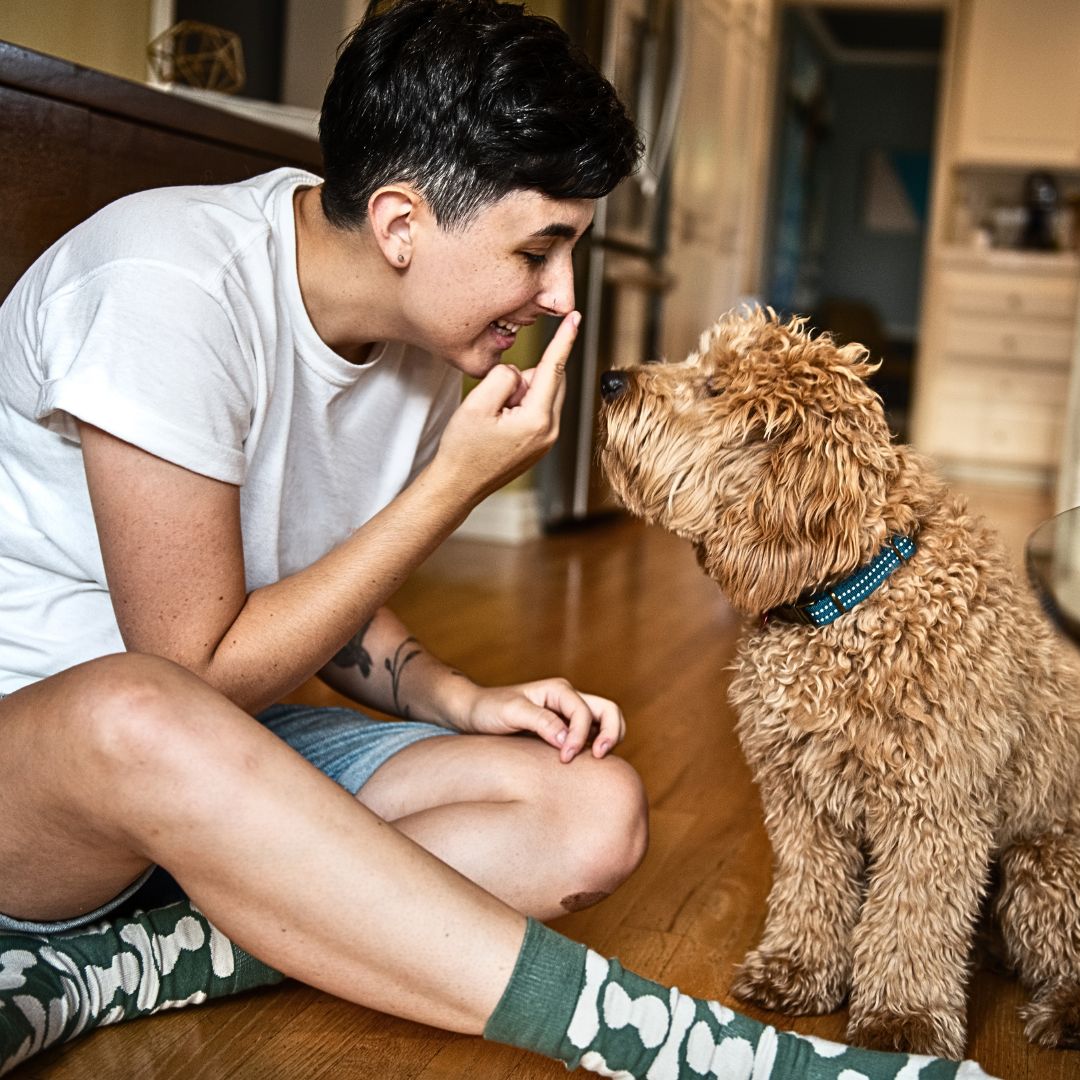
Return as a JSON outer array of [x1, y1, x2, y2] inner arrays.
[[818, 62, 939, 340]]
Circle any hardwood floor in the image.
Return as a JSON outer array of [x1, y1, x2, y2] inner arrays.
[[23, 482, 1077, 1080]]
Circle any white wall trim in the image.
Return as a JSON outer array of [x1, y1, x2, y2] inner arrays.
[[149, 0, 175, 37], [940, 461, 1053, 492], [147, 0, 176, 83], [453, 489, 543, 545]]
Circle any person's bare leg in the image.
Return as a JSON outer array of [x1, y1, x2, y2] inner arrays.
[[0, 653, 524, 1032], [355, 734, 649, 920]]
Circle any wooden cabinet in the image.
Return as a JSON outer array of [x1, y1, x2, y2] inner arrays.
[[912, 253, 1079, 478], [954, 0, 1080, 167]]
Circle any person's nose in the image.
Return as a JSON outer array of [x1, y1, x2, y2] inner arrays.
[[540, 255, 575, 316]]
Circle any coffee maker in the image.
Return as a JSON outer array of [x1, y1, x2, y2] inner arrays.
[[1020, 171, 1061, 250]]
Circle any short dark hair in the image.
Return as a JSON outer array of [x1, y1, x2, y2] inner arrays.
[[319, 0, 642, 230]]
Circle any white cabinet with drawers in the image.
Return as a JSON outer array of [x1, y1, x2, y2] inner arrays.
[[911, 251, 1080, 479]]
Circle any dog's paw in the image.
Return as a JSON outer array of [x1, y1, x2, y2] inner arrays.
[[846, 1008, 966, 1060], [1021, 980, 1080, 1049], [730, 949, 847, 1015]]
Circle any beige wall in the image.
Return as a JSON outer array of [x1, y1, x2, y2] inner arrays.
[[282, 0, 370, 110], [0, 0, 153, 83], [527, 0, 564, 20], [280, 0, 560, 112]]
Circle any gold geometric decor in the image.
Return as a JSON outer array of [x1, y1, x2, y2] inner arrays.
[[147, 21, 246, 95]]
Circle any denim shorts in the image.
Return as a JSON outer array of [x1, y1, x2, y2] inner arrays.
[[0, 702, 456, 933]]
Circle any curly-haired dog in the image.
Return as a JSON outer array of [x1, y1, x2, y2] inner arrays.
[[598, 307, 1080, 1060]]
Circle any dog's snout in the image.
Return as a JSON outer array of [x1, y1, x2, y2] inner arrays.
[[600, 370, 630, 402]]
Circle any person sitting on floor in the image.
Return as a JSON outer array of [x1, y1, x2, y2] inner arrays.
[[0, 2, 994, 1077]]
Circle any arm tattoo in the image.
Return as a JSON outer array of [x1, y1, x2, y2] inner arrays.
[[332, 617, 375, 677], [386, 636, 422, 718]]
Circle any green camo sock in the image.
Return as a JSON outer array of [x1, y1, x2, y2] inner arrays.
[[484, 918, 999, 1080], [0, 900, 282, 1076]]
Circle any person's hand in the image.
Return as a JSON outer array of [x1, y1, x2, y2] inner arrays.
[[433, 311, 581, 503], [451, 676, 625, 763]]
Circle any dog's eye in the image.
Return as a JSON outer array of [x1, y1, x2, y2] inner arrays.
[[703, 377, 725, 398]]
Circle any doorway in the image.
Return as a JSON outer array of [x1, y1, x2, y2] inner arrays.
[[761, 4, 946, 439]]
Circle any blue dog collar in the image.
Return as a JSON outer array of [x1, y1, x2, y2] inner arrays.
[[766, 535, 917, 627]]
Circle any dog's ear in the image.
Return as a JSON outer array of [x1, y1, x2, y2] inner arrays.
[[698, 402, 898, 613]]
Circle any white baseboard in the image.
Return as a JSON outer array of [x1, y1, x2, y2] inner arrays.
[[940, 461, 1054, 491], [453, 489, 543, 544]]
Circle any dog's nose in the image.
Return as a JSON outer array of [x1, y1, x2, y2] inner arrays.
[[600, 370, 629, 402]]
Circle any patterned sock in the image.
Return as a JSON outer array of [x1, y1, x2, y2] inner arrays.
[[484, 919, 1000, 1080], [0, 900, 282, 1076]]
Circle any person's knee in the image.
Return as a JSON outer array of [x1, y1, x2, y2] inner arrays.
[[76, 653, 220, 781], [72, 653, 266, 839], [562, 755, 649, 900]]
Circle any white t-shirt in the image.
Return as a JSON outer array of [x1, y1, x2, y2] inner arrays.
[[0, 168, 462, 694]]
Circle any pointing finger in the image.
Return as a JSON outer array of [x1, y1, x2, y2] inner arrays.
[[526, 311, 580, 416]]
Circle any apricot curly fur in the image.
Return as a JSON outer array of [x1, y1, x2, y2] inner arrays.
[[599, 307, 1080, 1060]]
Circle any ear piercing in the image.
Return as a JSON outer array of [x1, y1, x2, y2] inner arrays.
[[397, 254, 406, 264]]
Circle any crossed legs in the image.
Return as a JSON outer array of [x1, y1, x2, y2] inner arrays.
[[0, 652, 647, 1032]]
